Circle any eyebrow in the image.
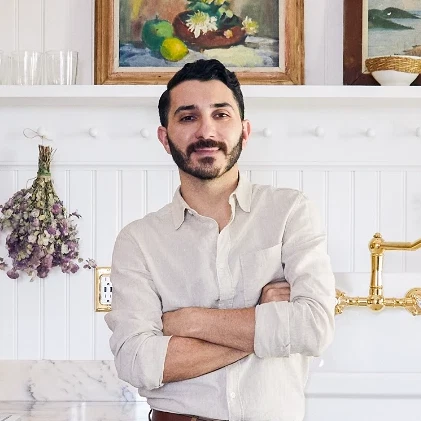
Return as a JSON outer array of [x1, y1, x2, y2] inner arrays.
[[173, 102, 235, 116]]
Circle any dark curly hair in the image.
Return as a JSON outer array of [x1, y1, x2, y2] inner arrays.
[[158, 59, 244, 128]]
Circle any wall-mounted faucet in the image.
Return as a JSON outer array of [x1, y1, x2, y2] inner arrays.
[[335, 233, 421, 316]]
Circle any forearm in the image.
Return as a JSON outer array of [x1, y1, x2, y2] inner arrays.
[[163, 335, 249, 383], [187, 307, 256, 353]]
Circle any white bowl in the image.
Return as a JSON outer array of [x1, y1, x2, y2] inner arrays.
[[371, 69, 418, 86], [366, 55, 421, 86]]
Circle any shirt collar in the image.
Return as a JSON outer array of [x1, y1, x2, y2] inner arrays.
[[171, 173, 252, 230], [171, 187, 193, 230], [231, 173, 252, 213]]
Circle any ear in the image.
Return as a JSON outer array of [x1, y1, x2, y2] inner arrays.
[[241, 120, 251, 149], [157, 126, 171, 154]]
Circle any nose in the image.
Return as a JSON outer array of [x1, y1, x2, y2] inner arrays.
[[195, 116, 216, 139]]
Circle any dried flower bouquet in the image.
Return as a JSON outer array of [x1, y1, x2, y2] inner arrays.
[[0, 145, 95, 280]]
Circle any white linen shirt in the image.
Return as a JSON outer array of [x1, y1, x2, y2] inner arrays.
[[105, 175, 336, 421]]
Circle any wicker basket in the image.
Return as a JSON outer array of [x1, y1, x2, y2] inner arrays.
[[365, 56, 421, 74]]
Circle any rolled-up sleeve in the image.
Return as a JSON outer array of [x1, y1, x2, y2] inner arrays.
[[254, 194, 336, 359], [104, 229, 171, 391]]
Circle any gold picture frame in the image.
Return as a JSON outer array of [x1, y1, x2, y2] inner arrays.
[[94, 0, 304, 85]]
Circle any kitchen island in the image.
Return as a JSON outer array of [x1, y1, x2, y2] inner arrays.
[[0, 401, 151, 421]]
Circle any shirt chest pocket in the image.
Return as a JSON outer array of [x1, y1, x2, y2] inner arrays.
[[239, 243, 284, 307]]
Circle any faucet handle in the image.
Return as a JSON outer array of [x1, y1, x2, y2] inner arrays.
[[405, 288, 421, 316]]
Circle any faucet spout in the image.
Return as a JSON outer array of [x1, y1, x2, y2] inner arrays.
[[335, 233, 421, 316]]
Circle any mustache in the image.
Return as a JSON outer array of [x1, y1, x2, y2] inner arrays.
[[186, 139, 228, 156]]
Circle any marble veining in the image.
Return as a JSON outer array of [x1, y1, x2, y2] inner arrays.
[[0, 361, 142, 402], [0, 402, 151, 421]]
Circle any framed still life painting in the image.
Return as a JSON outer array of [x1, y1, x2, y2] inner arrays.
[[95, 0, 304, 85], [344, 0, 421, 85]]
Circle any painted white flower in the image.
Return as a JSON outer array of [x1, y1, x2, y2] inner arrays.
[[186, 11, 218, 38], [242, 16, 259, 35], [61, 244, 69, 254]]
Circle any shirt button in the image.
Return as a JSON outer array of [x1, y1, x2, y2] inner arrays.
[[230, 392, 236, 399]]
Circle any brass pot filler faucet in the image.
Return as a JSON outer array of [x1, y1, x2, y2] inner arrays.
[[335, 233, 421, 316]]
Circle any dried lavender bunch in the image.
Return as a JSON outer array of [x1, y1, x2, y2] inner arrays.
[[0, 145, 96, 280]]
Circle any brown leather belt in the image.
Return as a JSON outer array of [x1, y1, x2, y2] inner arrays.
[[150, 409, 227, 421]]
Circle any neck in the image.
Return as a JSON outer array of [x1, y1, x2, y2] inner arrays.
[[179, 166, 239, 229]]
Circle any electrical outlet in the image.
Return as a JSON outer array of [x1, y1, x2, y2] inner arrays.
[[100, 276, 112, 305], [94, 267, 112, 312]]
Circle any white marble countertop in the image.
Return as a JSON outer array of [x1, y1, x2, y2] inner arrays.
[[0, 402, 151, 421]]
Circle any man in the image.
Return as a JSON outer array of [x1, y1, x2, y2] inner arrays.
[[105, 59, 336, 421]]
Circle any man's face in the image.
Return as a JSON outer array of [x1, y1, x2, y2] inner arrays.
[[158, 79, 250, 180]]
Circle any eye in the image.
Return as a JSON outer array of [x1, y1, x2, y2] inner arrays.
[[179, 115, 197, 122], [214, 111, 230, 119]]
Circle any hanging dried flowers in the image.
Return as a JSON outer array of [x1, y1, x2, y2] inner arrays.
[[0, 143, 96, 281]]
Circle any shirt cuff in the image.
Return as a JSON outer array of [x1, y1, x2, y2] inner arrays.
[[141, 334, 173, 389], [254, 302, 291, 359]]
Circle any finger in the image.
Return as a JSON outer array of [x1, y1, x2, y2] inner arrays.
[[268, 281, 290, 289], [261, 290, 290, 302], [269, 291, 290, 299], [263, 286, 290, 296], [263, 281, 290, 291], [261, 289, 290, 300], [265, 286, 290, 294], [260, 294, 290, 304]]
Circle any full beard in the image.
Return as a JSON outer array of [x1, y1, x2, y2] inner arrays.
[[167, 135, 243, 180]]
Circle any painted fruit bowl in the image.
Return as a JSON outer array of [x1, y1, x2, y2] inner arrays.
[[365, 55, 421, 86], [173, 11, 246, 50]]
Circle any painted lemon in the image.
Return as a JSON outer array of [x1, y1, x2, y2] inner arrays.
[[160, 37, 189, 62], [142, 17, 174, 51]]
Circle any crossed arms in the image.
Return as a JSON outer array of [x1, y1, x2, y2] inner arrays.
[[161, 281, 291, 383]]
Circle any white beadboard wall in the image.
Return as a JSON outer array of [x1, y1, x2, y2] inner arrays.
[[2, 163, 421, 360], [1, 94, 421, 367]]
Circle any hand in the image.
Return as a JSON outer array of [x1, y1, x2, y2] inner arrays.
[[259, 280, 290, 304], [162, 307, 194, 337]]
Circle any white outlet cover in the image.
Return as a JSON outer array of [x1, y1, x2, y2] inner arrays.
[[100, 276, 113, 305]]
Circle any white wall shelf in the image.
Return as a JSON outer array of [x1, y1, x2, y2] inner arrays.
[[1, 85, 421, 106]]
